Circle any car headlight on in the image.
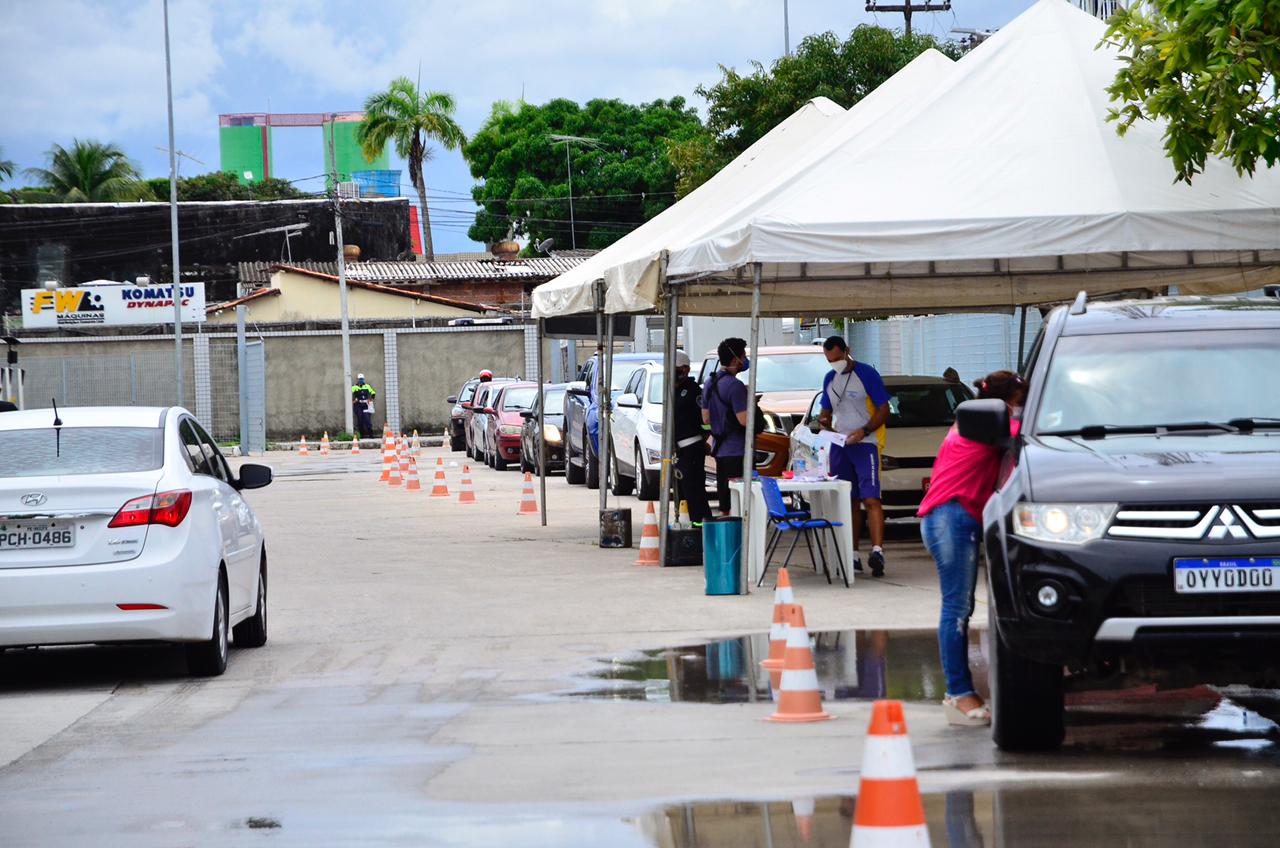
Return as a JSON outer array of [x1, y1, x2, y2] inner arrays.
[[1013, 502, 1117, 545], [543, 424, 562, 444], [647, 420, 662, 434], [500, 424, 522, 435]]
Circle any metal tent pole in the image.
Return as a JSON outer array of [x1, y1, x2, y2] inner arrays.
[[538, 318, 548, 527], [657, 258, 677, 567], [594, 282, 606, 495], [741, 264, 763, 595], [600, 310, 615, 512]]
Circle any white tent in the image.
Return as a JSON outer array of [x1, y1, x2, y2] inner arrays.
[[605, 0, 1280, 316], [530, 96, 847, 319]]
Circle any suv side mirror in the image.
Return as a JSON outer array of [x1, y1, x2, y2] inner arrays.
[[483, 407, 497, 415], [236, 463, 273, 490], [616, 392, 641, 409], [956, 399, 1011, 447], [447, 395, 458, 404], [567, 386, 590, 398]]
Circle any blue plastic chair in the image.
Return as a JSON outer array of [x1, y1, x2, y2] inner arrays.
[[758, 476, 848, 588]]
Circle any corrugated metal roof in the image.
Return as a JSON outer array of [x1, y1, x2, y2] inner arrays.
[[238, 254, 592, 286]]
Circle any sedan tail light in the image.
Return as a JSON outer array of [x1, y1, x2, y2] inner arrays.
[[108, 490, 193, 528]]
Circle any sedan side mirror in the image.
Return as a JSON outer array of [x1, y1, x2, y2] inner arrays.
[[461, 401, 473, 409], [616, 392, 641, 409], [483, 407, 497, 415], [956, 399, 1011, 447], [236, 463, 273, 490], [566, 386, 590, 398], [519, 410, 536, 419], [447, 395, 458, 404]]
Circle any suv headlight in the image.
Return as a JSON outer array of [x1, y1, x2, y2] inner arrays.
[[500, 424, 522, 435], [647, 420, 662, 434], [1013, 502, 1117, 545]]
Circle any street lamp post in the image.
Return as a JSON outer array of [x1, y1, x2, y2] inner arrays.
[[549, 134, 601, 251], [162, 0, 184, 405]]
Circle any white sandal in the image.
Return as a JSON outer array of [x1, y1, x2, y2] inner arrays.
[[942, 695, 991, 727]]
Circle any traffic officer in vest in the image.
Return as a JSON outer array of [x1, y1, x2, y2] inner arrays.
[[671, 350, 712, 524], [351, 373, 376, 439], [818, 336, 892, 577]]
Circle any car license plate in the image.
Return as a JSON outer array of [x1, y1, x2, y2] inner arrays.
[[1173, 557, 1280, 594], [0, 520, 77, 551]]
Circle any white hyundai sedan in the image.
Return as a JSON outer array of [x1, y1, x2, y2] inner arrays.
[[0, 406, 272, 676]]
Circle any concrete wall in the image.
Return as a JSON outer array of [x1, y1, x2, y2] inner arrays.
[[396, 330, 525, 432], [263, 334, 386, 438]]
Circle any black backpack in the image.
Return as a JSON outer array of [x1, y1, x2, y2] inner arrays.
[[707, 371, 767, 452]]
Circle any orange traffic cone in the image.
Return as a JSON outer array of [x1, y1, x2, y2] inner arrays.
[[458, 465, 477, 504], [851, 701, 929, 847], [635, 501, 660, 565], [379, 431, 396, 481], [767, 604, 833, 723], [404, 455, 422, 491], [761, 567, 795, 671], [351, 435, 361, 455], [792, 797, 816, 843], [429, 460, 450, 497], [398, 440, 411, 479], [387, 454, 403, 487], [517, 472, 538, 515], [298, 435, 309, 457], [320, 432, 330, 456], [411, 430, 421, 454]]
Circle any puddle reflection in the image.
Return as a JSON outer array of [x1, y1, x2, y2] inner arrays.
[[632, 784, 1280, 847], [575, 629, 985, 705]]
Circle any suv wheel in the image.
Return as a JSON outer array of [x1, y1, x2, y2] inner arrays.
[[566, 440, 585, 485], [586, 441, 600, 490], [635, 443, 659, 501], [989, 604, 1066, 751]]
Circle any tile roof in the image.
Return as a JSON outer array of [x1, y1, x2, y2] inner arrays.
[[237, 254, 592, 286], [205, 286, 282, 315]]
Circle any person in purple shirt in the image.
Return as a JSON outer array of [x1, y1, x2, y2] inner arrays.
[[702, 337, 751, 515]]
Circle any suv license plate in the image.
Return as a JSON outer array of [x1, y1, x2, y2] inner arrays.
[[0, 521, 77, 551], [1174, 557, 1280, 594]]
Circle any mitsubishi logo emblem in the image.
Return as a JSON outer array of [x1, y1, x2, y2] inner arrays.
[[1207, 506, 1250, 540]]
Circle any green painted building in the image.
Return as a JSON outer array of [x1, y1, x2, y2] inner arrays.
[[217, 112, 389, 187]]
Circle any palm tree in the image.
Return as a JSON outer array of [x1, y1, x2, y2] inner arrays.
[[25, 139, 150, 202], [357, 78, 466, 261], [0, 146, 15, 181]]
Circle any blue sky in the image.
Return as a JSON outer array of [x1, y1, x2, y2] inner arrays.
[[1, 0, 1038, 254]]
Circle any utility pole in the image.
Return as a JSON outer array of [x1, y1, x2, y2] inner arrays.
[[783, 0, 791, 56], [328, 116, 355, 436], [162, 0, 184, 406], [549, 134, 602, 251], [865, 0, 951, 37]]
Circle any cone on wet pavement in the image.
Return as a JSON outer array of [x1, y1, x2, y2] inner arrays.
[[458, 465, 477, 504], [851, 700, 929, 847], [429, 459, 450, 497], [635, 501, 660, 565], [404, 455, 422, 491], [761, 567, 795, 671], [767, 604, 833, 723], [379, 431, 396, 480], [320, 432, 331, 456], [298, 435, 309, 457], [517, 472, 538, 515], [792, 797, 816, 843]]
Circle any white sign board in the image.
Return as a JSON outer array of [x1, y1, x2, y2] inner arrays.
[[21, 284, 206, 329]]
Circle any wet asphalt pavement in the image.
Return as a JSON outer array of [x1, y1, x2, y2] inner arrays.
[[2, 451, 1279, 846]]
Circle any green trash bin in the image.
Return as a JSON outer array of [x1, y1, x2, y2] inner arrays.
[[702, 516, 742, 596]]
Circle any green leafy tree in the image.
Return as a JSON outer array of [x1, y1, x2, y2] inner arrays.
[[675, 26, 963, 196], [464, 97, 703, 250], [0, 146, 14, 181], [24, 139, 151, 202], [357, 77, 466, 261], [1103, 1, 1280, 183], [144, 171, 308, 201]]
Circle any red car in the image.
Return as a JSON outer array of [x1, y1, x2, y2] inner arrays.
[[484, 382, 540, 470]]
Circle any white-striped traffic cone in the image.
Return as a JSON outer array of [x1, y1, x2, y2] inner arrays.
[[851, 700, 929, 847], [767, 604, 833, 723], [635, 501, 660, 565]]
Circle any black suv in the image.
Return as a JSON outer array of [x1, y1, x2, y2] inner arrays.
[[960, 294, 1280, 751]]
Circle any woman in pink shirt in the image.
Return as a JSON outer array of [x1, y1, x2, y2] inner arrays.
[[919, 371, 1026, 727]]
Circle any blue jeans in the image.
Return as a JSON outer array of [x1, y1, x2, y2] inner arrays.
[[920, 500, 981, 699]]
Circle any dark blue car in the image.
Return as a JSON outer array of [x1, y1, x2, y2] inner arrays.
[[563, 352, 659, 489]]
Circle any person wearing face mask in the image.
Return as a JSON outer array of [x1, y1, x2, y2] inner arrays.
[[917, 369, 1027, 728], [702, 337, 751, 515]]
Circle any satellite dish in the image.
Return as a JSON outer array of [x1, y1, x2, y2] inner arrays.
[[535, 238, 554, 254]]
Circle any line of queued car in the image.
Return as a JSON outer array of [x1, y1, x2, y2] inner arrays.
[[444, 347, 973, 523]]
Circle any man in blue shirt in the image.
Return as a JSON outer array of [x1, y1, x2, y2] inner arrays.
[[818, 336, 892, 577], [702, 337, 751, 515]]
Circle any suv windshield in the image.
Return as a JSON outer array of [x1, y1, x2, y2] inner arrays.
[[726, 353, 832, 393], [502, 388, 538, 411], [1036, 329, 1280, 434], [611, 362, 649, 392], [887, 384, 972, 428], [0, 427, 165, 477], [543, 389, 566, 415]]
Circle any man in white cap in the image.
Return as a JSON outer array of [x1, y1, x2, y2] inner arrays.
[[351, 373, 376, 439], [670, 350, 712, 524]]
